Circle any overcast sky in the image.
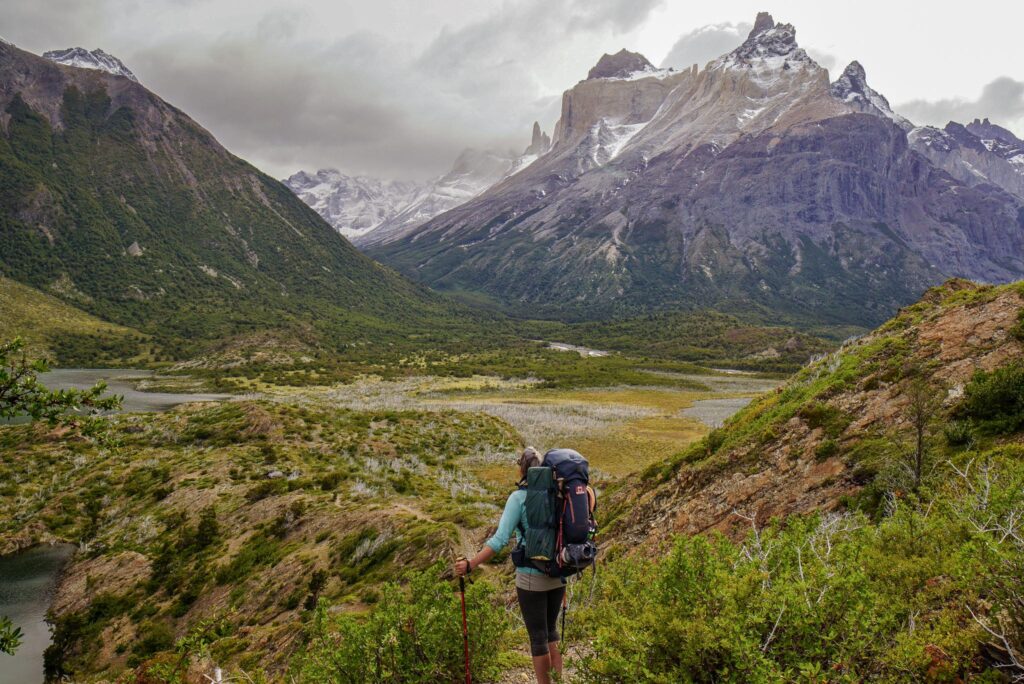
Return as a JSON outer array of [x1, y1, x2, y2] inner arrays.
[[5, 0, 1024, 180]]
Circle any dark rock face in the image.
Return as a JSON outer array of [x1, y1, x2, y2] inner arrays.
[[750, 11, 776, 37], [910, 118, 1024, 200], [967, 118, 1022, 146], [586, 49, 654, 79]]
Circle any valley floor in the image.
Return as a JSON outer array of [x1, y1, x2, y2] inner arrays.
[[0, 367, 775, 682]]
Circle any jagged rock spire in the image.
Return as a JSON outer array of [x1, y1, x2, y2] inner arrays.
[[525, 121, 551, 156], [749, 11, 775, 38]]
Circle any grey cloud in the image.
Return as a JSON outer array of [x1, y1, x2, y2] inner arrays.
[[806, 48, 837, 72], [3, 0, 108, 52], [896, 77, 1024, 134], [660, 22, 751, 69], [129, 0, 661, 180]]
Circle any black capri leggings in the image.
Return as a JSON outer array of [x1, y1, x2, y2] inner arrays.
[[516, 586, 565, 656]]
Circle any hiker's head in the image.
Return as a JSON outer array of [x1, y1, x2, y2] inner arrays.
[[518, 447, 541, 478]]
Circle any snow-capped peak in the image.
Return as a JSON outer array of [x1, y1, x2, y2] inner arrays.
[[710, 12, 816, 80], [42, 47, 138, 82], [0, 36, 14, 47], [830, 61, 912, 131]]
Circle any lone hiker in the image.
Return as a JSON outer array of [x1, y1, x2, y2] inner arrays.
[[454, 447, 596, 684]]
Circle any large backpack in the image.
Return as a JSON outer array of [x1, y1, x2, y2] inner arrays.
[[513, 448, 598, 577]]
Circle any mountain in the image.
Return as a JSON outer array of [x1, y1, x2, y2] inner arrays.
[[829, 60, 911, 130], [286, 123, 552, 246], [910, 117, 1024, 200], [282, 169, 425, 240], [355, 147, 539, 247], [369, 13, 1024, 327], [0, 41, 476, 357], [42, 47, 139, 82]]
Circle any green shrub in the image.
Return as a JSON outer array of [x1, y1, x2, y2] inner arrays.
[[814, 438, 839, 460], [291, 563, 511, 683], [798, 402, 850, 438], [1010, 309, 1024, 341], [131, 620, 175, 660], [943, 420, 973, 447], [960, 361, 1024, 434], [574, 451, 1024, 682]]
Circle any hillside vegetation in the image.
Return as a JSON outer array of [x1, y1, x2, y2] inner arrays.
[[0, 276, 148, 363], [560, 279, 1024, 681], [0, 400, 519, 680]]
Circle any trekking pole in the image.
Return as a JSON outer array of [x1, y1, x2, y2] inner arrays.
[[459, 572, 472, 684]]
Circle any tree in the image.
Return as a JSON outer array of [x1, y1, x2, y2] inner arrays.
[[904, 374, 943, 492], [0, 615, 22, 655], [0, 338, 121, 422]]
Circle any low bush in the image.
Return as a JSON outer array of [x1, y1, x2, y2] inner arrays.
[[960, 360, 1024, 434], [291, 562, 511, 683], [574, 450, 1024, 682]]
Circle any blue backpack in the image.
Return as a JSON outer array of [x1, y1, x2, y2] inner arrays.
[[512, 449, 597, 577]]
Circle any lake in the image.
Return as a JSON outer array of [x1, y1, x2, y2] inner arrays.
[[39, 368, 231, 413], [0, 545, 76, 684], [0, 369, 230, 681]]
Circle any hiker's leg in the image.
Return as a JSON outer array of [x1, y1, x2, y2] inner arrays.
[[518, 586, 553, 679], [531, 654, 553, 684], [544, 585, 566, 675], [548, 641, 563, 676]]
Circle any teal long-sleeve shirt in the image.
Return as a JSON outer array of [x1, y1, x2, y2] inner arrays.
[[485, 489, 543, 575]]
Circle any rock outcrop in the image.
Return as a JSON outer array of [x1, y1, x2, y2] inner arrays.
[[910, 118, 1024, 200], [586, 49, 655, 79]]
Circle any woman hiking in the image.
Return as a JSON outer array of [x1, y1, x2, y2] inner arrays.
[[454, 447, 594, 684]]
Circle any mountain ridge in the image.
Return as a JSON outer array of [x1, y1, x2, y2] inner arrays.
[[0, 41, 483, 359], [367, 13, 1024, 327]]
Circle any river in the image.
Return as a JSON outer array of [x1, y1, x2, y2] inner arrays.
[[0, 545, 76, 684]]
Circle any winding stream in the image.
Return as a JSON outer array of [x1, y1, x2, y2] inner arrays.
[[0, 545, 75, 684]]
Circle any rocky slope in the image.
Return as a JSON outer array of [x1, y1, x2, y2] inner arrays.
[[0, 42, 474, 357], [370, 13, 1024, 326], [608, 279, 1024, 546]]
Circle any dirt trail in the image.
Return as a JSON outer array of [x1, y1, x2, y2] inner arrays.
[[390, 501, 478, 559]]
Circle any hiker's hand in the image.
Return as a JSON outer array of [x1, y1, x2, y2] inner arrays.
[[454, 558, 471, 576]]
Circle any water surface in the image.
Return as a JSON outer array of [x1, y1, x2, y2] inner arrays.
[[40, 368, 230, 413], [0, 545, 75, 684]]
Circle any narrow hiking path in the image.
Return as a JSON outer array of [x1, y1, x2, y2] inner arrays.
[[390, 501, 479, 560]]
